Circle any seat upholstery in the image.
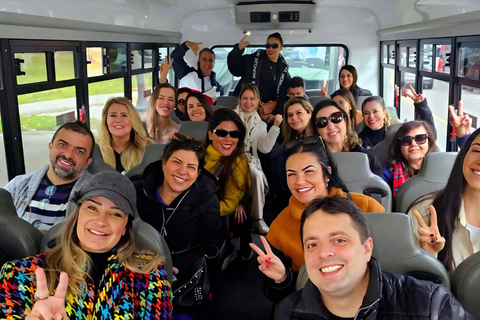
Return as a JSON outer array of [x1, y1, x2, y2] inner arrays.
[[125, 143, 166, 180], [451, 251, 480, 319], [0, 188, 43, 260], [371, 122, 404, 167], [305, 89, 322, 97], [356, 95, 370, 110], [394, 152, 457, 213], [212, 104, 227, 112], [332, 152, 392, 211], [41, 219, 173, 282], [216, 96, 238, 109], [87, 144, 117, 175], [309, 96, 329, 108], [178, 121, 209, 141], [297, 212, 450, 290]]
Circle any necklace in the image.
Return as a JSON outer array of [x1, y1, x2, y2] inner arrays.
[[268, 60, 277, 80], [157, 119, 171, 139]]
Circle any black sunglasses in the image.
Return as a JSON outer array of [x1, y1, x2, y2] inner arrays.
[[178, 98, 185, 106], [265, 43, 280, 49], [315, 111, 344, 129], [212, 129, 241, 139], [399, 134, 428, 146], [285, 135, 326, 150]]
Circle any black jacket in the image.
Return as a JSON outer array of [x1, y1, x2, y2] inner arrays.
[[275, 258, 473, 320], [332, 85, 372, 101], [228, 44, 291, 115]]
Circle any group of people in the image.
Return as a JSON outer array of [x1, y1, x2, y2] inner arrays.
[[0, 31, 478, 319]]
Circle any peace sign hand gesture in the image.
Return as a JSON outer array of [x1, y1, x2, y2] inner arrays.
[[159, 56, 174, 84], [238, 35, 250, 50], [412, 205, 446, 256], [26, 267, 70, 320], [185, 41, 203, 56], [449, 101, 471, 138], [320, 81, 329, 97], [250, 236, 287, 283], [402, 84, 425, 104]]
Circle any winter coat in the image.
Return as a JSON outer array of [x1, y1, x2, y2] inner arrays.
[[332, 85, 372, 101]]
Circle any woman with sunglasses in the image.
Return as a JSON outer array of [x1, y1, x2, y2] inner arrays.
[[185, 91, 214, 122], [134, 133, 222, 317], [324, 65, 372, 100], [228, 32, 291, 122], [174, 87, 192, 121], [146, 83, 179, 144], [383, 121, 437, 196], [249, 139, 384, 304], [312, 99, 383, 177]]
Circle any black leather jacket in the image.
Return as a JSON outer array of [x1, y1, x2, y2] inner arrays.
[[275, 258, 473, 320]]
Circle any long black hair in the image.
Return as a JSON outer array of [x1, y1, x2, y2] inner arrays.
[[408, 129, 480, 274], [185, 91, 214, 122]]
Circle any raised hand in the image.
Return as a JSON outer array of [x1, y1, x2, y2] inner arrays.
[[412, 205, 445, 256], [273, 114, 283, 127], [402, 84, 424, 104], [320, 81, 329, 97], [26, 267, 70, 320], [235, 204, 247, 224], [250, 236, 287, 282], [185, 41, 203, 56], [159, 56, 174, 84], [238, 35, 250, 50], [449, 100, 471, 138]]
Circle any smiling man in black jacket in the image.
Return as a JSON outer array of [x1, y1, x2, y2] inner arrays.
[[276, 196, 473, 320]]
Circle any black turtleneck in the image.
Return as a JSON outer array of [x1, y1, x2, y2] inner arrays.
[[359, 125, 386, 150], [87, 250, 113, 288]]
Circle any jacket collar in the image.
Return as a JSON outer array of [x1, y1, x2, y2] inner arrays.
[[289, 187, 347, 220], [206, 144, 222, 162]]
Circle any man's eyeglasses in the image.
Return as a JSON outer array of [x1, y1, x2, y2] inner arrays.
[[399, 133, 428, 146], [212, 129, 241, 139], [315, 112, 345, 129], [265, 43, 280, 49], [178, 99, 186, 106]]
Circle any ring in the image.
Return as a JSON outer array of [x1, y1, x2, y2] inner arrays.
[[34, 291, 48, 301]]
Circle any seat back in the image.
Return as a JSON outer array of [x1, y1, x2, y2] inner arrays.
[[305, 89, 322, 97], [170, 111, 182, 124], [297, 212, 450, 290], [125, 143, 166, 180], [309, 96, 329, 108], [88, 144, 116, 174], [216, 96, 238, 109], [178, 121, 209, 141], [355, 122, 365, 134], [394, 152, 457, 213], [212, 104, 227, 112], [332, 152, 392, 211], [451, 251, 480, 319], [371, 122, 404, 167], [0, 188, 43, 260], [356, 95, 370, 110], [41, 219, 173, 282]]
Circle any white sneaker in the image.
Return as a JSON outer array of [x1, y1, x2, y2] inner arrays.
[[252, 219, 269, 235]]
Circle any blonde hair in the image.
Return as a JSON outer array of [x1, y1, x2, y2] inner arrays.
[[44, 207, 164, 298], [282, 97, 315, 146], [361, 96, 400, 133], [99, 97, 149, 171], [238, 83, 261, 110], [146, 83, 177, 141]]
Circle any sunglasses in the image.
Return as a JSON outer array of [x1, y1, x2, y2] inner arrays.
[[315, 111, 345, 129], [178, 99, 185, 106], [212, 129, 241, 139], [399, 133, 428, 146], [285, 135, 326, 150], [265, 43, 280, 49]]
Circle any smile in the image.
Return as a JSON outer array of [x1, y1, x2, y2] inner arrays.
[[88, 229, 108, 236], [328, 131, 339, 137], [472, 170, 480, 176], [221, 144, 233, 149], [296, 187, 313, 193], [320, 265, 343, 273], [58, 158, 73, 167], [173, 175, 187, 183]]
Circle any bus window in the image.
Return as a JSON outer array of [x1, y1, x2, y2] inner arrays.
[[132, 72, 153, 117], [400, 72, 416, 121], [421, 79, 449, 152], [14, 53, 47, 85], [458, 43, 480, 79], [88, 78, 124, 135], [382, 68, 395, 108], [461, 86, 480, 132]]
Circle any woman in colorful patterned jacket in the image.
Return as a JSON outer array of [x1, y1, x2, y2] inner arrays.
[[0, 171, 172, 320]]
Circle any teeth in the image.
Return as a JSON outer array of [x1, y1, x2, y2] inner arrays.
[[328, 132, 338, 136], [60, 159, 72, 166], [173, 176, 187, 183], [297, 187, 312, 193], [321, 265, 342, 273], [221, 144, 232, 149], [473, 171, 480, 176], [90, 229, 107, 236]]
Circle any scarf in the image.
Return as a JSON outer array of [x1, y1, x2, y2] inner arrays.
[[392, 162, 408, 196]]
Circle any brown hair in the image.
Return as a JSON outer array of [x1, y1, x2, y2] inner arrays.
[[282, 97, 315, 146]]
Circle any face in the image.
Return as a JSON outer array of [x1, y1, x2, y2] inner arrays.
[[163, 149, 200, 194], [155, 87, 176, 117], [332, 96, 352, 116], [177, 92, 189, 113], [266, 36, 283, 61], [199, 51, 215, 77], [106, 103, 132, 139], [462, 135, 480, 192], [77, 196, 129, 253], [240, 89, 259, 114], [49, 129, 93, 181], [362, 101, 386, 130], [286, 153, 329, 206], [187, 96, 206, 122], [340, 69, 354, 90], [400, 126, 429, 165], [287, 103, 311, 133], [208, 120, 240, 157], [303, 210, 373, 298], [316, 106, 347, 147], [288, 86, 306, 98]]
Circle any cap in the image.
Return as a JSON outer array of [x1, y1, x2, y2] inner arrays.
[[71, 171, 137, 218]]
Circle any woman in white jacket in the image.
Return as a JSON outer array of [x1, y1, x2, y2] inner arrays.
[[235, 83, 282, 234]]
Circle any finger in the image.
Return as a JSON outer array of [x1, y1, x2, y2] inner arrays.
[[325, 81, 329, 90], [412, 210, 429, 229], [429, 205, 438, 230], [418, 227, 434, 237], [408, 84, 417, 96], [240, 35, 248, 42], [196, 42, 203, 45], [54, 272, 69, 300], [260, 235, 274, 256], [165, 56, 169, 65], [321, 81, 325, 89], [458, 100, 463, 117], [448, 105, 458, 123], [249, 243, 266, 257], [35, 267, 50, 299], [168, 58, 174, 66], [420, 235, 435, 244], [245, 41, 250, 47], [34, 301, 54, 320]]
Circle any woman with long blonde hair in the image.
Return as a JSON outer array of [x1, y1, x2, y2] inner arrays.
[[145, 83, 178, 143], [99, 97, 150, 172]]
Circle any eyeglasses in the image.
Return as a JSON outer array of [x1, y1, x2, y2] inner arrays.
[[178, 99, 185, 106], [315, 112, 345, 129], [265, 43, 280, 49], [285, 135, 325, 150], [399, 133, 428, 146], [212, 129, 241, 139]]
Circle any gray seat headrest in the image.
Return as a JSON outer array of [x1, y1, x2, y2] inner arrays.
[[216, 96, 238, 109], [309, 96, 329, 108], [212, 105, 227, 112], [178, 121, 209, 141], [356, 96, 370, 110], [372, 122, 404, 167], [88, 144, 117, 175], [125, 143, 166, 179], [305, 89, 322, 97], [451, 251, 480, 319]]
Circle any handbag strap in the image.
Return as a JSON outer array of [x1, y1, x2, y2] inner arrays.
[[171, 243, 219, 260]]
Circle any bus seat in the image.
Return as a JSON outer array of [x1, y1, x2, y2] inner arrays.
[[355, 121, 365, 134], [212, 104, 227, 112], [170, 111, 182, 124], [217, 96, 238, 109], [0, 188, 43, 260], [371, 123, 404, 167], [309, 96, 329, 108], [297, 212, 450, 290], [305, 89, 321, 97], [356, 96, 370, 110], [88, 144, 117, 175], [178, 121, 209, 141], [451, 251, 480, 319], [394, 152, 457, 213], [332, 152, 392, 211], [41, 219, 173, 282], [125, 143, 166, 180]]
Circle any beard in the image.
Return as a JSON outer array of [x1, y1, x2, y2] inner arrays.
[[50, 154, 86, 181]]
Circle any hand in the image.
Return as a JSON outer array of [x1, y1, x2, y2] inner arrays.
[[159, 56, 174, 84], [402, 84, 424, 104], [320, 81, 329, 97], [235, 204, 247, 224], [185, 41, 203, 56], [412, 205, 446, 256], [261, 101, 277, 115], [250, 236, 287, 282], [273, 114, 283, 127], [449, 101, 471, 138], [173, 267, 179, 275], [238, 35, 250, 50], [26, 267, 70, 320]]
